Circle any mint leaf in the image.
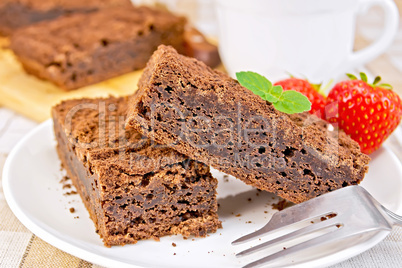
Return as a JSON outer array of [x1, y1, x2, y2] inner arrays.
[[269, 85, 283, 102], [274, 91, 311, 114], [236, 71, 272, 100], [236, 71, 311, 114]]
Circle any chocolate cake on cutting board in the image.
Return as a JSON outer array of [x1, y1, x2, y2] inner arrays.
[[0, 0, 132, 36], [10, 6, 187, 90], [125, 45, 370, 204], [52, 96, 221, 246]]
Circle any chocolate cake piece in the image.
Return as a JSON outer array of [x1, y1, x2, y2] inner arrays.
[[125, 45, 371, 204], [52, 96, 221, 247], [10, 6, 186, 90], [0, 0, 132, 36]]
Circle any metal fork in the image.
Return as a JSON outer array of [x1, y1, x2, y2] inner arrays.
[[232, 185, 402, 268]]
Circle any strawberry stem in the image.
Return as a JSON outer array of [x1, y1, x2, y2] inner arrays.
[[346, 72, 393, 90]]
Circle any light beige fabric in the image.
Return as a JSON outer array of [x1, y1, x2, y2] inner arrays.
[[1, 1, 402, 266]]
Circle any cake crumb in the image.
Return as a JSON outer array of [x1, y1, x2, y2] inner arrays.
[[326, 213, 337, 219], [59, 176, 70, 183], [235, 214, 241, 217], [74, 216, 79, 219], [63, 184, 72, 189], [246, 221, 252, 224], [69, 207, 75, 213], [64, 190, 78, 196], [172, 243, 177, 247], [264, 211, 268, 214], [272, 199, 292, 211], [336, 224, 342, 228]]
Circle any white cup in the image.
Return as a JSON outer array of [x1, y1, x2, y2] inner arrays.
[[215, 0, 399, 82]]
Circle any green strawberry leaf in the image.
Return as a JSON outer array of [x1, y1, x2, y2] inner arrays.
[[373, 76, 381, 85], [378, 83, 393, 90], [236, 71, 311, 114], [346, 73, 357, 80], [274, 90, 312, 114], [359, 72, 368, 82]]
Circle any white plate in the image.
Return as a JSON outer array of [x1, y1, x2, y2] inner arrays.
[[3, 120, 402, 268]]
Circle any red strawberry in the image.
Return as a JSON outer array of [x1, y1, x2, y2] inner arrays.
[[325, 73, 402, 154], [275, 78, 326, 117]]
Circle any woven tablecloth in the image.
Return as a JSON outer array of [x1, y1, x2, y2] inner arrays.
[[2, 2, 402, 267]]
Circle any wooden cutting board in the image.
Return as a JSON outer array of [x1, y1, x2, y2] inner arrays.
[[1, 34, 400, 122], [0, 37, 142, 122]]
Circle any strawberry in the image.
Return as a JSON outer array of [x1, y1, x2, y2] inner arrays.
[[325, 73, 402, 154], [274, 77, 326, 117]]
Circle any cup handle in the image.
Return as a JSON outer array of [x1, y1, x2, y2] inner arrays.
[[347, 0, 399, 69]]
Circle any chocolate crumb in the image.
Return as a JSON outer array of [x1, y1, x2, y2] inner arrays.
[[59, 176, 70, 183], [272, 199, 292, 211], [172, 242, 177, 247], [74, 216, 79, 219], [336, 224, 342, 228], [320, 217, 327, 221], [248, 198, 252, 202], [235, 214, 241, 217], [264, 211, 268, 214], [69, 207, 75, 213], [326, 213, 337, 219], [173, 253, 176, 255], [65, 190, 78, 195], [246, 221, 252, 223], [311, 221, 314, 224], [63, 184, 72, 189], [283, 247, 287, 250]]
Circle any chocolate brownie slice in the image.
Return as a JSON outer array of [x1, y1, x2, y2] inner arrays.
[[0, 0, 132, 36], [10, 6, 186, 90], [125, 45, 370, 204], [52, 96, 221, 246]]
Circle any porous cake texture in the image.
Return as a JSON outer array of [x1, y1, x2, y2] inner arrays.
[[126, 45, 370, 204], [11, 6, 186, 90], [52, 96, 221, 246], [0, 0, 132, 35]]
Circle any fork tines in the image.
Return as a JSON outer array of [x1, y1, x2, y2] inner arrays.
[[233, 211, 344, 268]]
